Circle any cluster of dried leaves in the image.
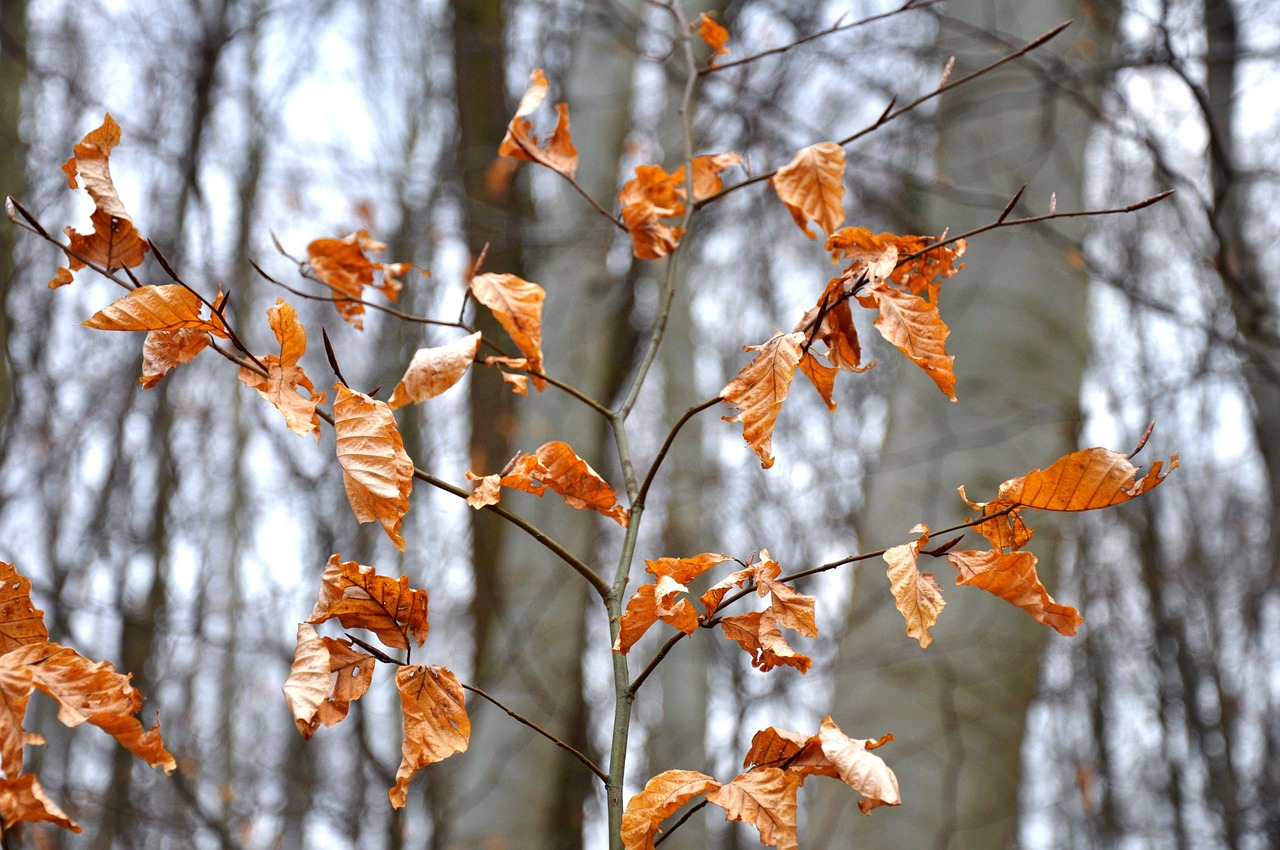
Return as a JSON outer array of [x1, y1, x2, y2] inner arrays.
[[14, 19, 1179, 840], [0, 562, 174, 832]]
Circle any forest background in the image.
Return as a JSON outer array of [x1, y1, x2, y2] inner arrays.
[[0, 0, 1277, 848]]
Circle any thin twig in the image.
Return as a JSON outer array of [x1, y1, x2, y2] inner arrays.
[[8, 196, 136, 291], [653, 799, 710, 845], [703, 0, 941, 74], [506, 130, 625, 230], [635, 396, 722, 508], [461, 682, 609, 783], [251, 258, 463, 328], [695, 22, 1073, 209]]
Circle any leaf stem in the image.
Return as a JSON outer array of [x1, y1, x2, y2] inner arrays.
[[634, 396, 721, 508]]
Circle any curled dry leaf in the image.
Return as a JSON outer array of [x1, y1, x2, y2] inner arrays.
[[857, 283, 956, 400], [0, 774, 81, 832], [389, 331, 482, 409], [817, 716, 901, 815], [3, 641, 175, 773], [83, 284, 228, 337], [0, 562, 48, 654], [948, 549, 1083, 636], [619, 164, 687, 260], [696, 12, 730, 67], [237, 300, 325, 438], [720, 611, 812, 674], [466, 442, 629, 526], [141, 327, 211, 389], [283, 624, 377, 739], [307, 555, 429, 650], [721, 331, 805, 469], [742, 726, 831, 776], [883, 524, 946, 648], [57, 113, 149, 283], [621, 770, 721, 850], [0, 663, 34, 779], [707, 768, 803, 850], [470, 273, 546, 389], [333, 384, 415, 550], [307, 229, 414, 329], [826, 228, 966, 299], [771, 141, 846, 239], [691, 152, 742, 201], [499, 69, 578, 178], [389, 665, 469, 808]]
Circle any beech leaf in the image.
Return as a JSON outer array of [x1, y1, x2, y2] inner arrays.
[[859, 283, 956, 400], [826, 228, 966, 298], [307, 555, 429, 651], [469, 273, 546, 389], [83, 284, 228, 337], [771, 141, 845, 239], [389, 332, 481, 408], [696, 12, 730, 67], [720, 611, 812, 674], [237, 300, 325, 438], [58, 114, 149, 279], [0, 562, 48, 654], [307, 229, 413, 329], [707, 768, 803, 850], [721, 331, 805, 469], [621, 770, 721, 850], [948, 549, 1083, 636], [499, 69, 579, 178], [0, 774, 81, 832], [619, 164, 687, 260], [817, 716, 901, 814], [333, 384, 415, 550], [883, 525, 946, 648], [141, 327, 211, 389], [389, 665, 469, 808], [691, 152, 742, 201]]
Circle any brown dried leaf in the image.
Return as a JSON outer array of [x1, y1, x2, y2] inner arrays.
[[333, 384, 414, 550], [0, 659, 33, 779], [646, 553, 731, 585], [307, 229, 413, 329], [237, 300, 325, 438], [700, 567, 755, 620], [721, 331, 805, 469], [621, 770, 721, 850], [798, 351, 838, 412], [697, 12, 730, 67], [307, 555, 429, 651], [0, 774, 81, 832], [48, 268, 74, 289], [141, 327, 211, 389], [691, 152, 741, 201], [498, 69, 578, 178], [720, 611, 812, 674], [948, 549, 1083, 636], [883, 525, 946, 648], [470, 273, 546, 389], [619, 164, 687, 260], [534, 441, 629, 526], [389, 665, 469, 808], [5, 641, 174, 773], [858, 282, 956, 400], [707, 768, 803, 850], [741, 726, 836, 779], [826, 228, 966, 297], [770, 142, 845, 239], [59, 114, 149, 279], [389, 331, 481, 408], [0, 562, 48, 654], [83, 284, 227, 337], [283, 624, 330, 739], [817, 716, 901, 814]]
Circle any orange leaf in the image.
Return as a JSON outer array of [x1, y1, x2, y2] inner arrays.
[[696, 12, 730, 67], [389, 331, 481, 408], [307, 555, 428, 651], [720, 611, 812, 674], [770, 142, 845, 239], [469, 273, 546, 389], [742, 726, 836, 779], [691, 152, 741, 201], [760, 579, 817, 639], [798, 351, 838, 411], [534, 441, 629, 526], [307, 229, 412, 329], [948, 549, 1083, 636], [389, 665, 469, 808], [721, 331, 805, 469], [700, 566, 755, 619], [140, 327, 211, 389], [283, 624, 377, 739], [0, 661, 33, 779], [794, 278, 872, 374], [859, 282, 956, 400], [883, 524, 946, 648], [613, 584, 661, 655], [83, 284, 228, 337], [621, 770, 721, 850], [238, 300, 325, 438], [4, 641, 174, 773], [826, 228, 966, 298], [0, 774, 81, 832], [817, 716, 901, 814], [59, 114, 148, 279], [464, 453, 547, 508], [646, 553, 730, 585], [707, 768, 803, 850], [333, 384, 414, 550], [498, 69, 578, 178], [0, 562, 48, 654], [47, 268, 74, 289], [619, 164, 687, 260]]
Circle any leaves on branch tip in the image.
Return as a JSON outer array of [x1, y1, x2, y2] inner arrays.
[[470, 273, 546, 389], [306, 229, 417, 329], [284, 624, 377, 739], [620, 164, 687, 260], [333, 385, 415, 549], [467, 441, 629, 526], [697, 12, 730, 67], [947, 549, 1082, 636], [499, 69, 578, 178], [771, 142, 846, 239], [55, 113, 149, 285], [237, 299, 325, 437]]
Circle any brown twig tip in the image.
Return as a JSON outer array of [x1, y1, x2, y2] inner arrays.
[[150, 242, 181, 282], [1127, 189, 1176, 211], [921, 534, 965, 557], [998, 185, 1027, 223], [345, 633, 401, 665], [1130, 422, 1156, 459], [322, 327, 348, 388]]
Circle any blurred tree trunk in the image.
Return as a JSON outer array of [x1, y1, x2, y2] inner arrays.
[[815, 3, 1114, 848], [0, 0, 25, 433]]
